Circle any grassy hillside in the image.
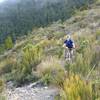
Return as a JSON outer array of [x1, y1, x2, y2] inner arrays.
[[0, 1, 100, 99]]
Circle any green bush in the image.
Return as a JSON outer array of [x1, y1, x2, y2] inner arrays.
[[13, 43, 43, 84], [4, 36, 13, 50], [0, 56, 16, 76], [76, 39, 89, 54], [0, 59, 15, 75], [0, 44, 5, 54], [0, 80, 4, 93]]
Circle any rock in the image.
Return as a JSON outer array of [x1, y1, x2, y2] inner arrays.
[[6, 81, 15, 90], [44, 86, 48, 89], [28, 81, 45, 88]]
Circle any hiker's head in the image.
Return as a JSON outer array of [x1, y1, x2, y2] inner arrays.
[[66, 35, 71, 40]]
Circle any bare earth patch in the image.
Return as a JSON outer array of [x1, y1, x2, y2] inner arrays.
[[6, 82, 59, 100]]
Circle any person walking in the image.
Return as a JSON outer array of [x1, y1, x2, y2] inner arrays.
[[63, 35, 75, 61]]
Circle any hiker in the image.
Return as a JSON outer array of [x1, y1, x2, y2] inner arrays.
[[63, 35, 75, 61]]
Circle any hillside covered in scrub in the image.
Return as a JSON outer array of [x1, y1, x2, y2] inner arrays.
[[0, 0, 94, 44], [0, 0, 100, 100]]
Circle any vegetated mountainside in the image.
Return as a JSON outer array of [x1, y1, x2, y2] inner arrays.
[[0, 0, 93, 43], [0, 1, 100, 100]]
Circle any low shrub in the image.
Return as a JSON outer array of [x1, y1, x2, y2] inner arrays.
[[60, 74, 92, 100], [96, 30, 100, 40], [0, 44, 5, 54], [13, 43, 43, 85], [37, 56, 65, 86], [0, 57, 16, 75], [4, 36, 13, 50], [0, 79, 4, 93], [76, 39, 90, 54]]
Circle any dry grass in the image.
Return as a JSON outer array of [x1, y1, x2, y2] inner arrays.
[[37, 56, 64, 76], [37, 56, 66, 86]]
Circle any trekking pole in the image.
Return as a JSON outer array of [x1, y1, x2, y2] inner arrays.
[[86, 64, 96, 80]]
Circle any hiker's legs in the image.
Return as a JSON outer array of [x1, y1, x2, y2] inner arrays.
[[70, 49, 73, 58], [68, 48, 73, 61], [68, 49, 71, 61], [65, 48, 70, 61], [64, 48, 68, 59], [64, 48, 73, 61]]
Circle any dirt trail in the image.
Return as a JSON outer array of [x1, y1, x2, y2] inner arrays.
[[6, 82, 59, 100]]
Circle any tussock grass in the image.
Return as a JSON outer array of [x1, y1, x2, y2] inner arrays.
[[37, 56, 65, 86], [60, 74, 92, 100]]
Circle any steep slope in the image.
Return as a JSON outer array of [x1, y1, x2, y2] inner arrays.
[[0, 0, 93, 43], [0, 1, 100, 100], [0, 3, 100, 60]]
